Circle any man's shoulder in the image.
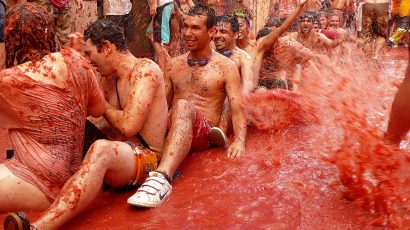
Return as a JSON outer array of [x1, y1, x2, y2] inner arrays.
[[135, 57, 162, 74], [170, 52, 189, 64], [234, 47, 252, 62], [167, 52, 189, 71], [212, 51, 236, 66]]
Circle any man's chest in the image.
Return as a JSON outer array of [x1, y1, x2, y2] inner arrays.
[[103, 80, 131, 109], [172, 69, 224, 96]]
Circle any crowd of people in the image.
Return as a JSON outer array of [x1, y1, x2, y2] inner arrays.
[[0, 0, 409, 229]]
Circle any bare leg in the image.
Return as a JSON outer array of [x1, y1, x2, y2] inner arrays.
[[385, 65, 410, 145], [33, 140, 135, 230], [156, 99, 195, 178], [0, 164, 51, 211], [374, 37, 386, 59], [218, 99, 232, 135]]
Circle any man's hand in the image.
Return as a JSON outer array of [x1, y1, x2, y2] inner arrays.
[[299, 0, 308, 6], [150, 7, 157, 16], [75, 0, 84, 11], [227, 139, 245, 158]]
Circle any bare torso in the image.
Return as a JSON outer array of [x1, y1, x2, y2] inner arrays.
[[288, 31, 330, 52], [100, 58, 167, 152], [168, 51, 234, 125], [228, 47, 255, 93], [239, 39, 257, 57]]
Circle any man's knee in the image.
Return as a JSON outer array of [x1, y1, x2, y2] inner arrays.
[[86, 139, 117, 161], [171, 99, 196, 121]]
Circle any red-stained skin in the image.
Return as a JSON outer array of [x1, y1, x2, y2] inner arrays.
[[0, 34, 408, 230]]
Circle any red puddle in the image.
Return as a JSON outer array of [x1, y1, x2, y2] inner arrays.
[[0, 47, 409, 228]]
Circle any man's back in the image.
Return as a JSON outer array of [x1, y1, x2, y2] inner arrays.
[[0, 48, 103, 200]]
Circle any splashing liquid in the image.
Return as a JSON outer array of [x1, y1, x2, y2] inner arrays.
[[244, 45, 410, 228], [0, 47, 408, 229]]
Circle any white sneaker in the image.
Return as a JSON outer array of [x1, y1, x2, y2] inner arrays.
[[127, 171, 172, 208]]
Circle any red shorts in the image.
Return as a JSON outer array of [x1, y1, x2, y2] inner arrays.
[[168, 110, 212, 152]]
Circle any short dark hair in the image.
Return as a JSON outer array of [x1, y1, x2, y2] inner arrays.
[[265, 18, 282, 28], [233, 10, 250, 26], [328, 12, 340, 20], [256, 28, 272, 40], [187, 3, 216, 29], [5, 2, 58, 68], [216, 15, 239, 33], [317, 11, 328, 19], [299, 13, 314, 22], [84, 19, 127, 52]]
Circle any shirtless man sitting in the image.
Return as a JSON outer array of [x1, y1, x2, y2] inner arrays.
[[1, 2, 104, 226], [126, 3, 248, 209], [213, 15, 255, 94], [4, 19, 168, 229]]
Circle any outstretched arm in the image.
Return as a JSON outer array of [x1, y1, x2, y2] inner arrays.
[[257, 0, 307, 52], [225, 62, 247, 158], [242, 0, 254, 19]]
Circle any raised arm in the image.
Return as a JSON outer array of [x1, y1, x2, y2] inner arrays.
[[225, 62, 247, 158], [257, 0, 307, 52], [242, 0, 254, 19], [104, 63, 160, 137], [186, 0, 195, 8]]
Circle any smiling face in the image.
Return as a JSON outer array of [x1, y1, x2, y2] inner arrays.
[[328, 15, 340, 29], [299, 18, 313, 35], [214, 22, 237, 52], [183, 15, 213, 52], [237, 17, 249, 40], [313, 22, 320, 32], [318, 15, 328, 29]]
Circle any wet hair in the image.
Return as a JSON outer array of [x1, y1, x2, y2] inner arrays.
[[328, 12, 340, 20], [265, 18, 282, 28], [216, 15, 239, 33], [233, 10, 250, 26], [187, 3, 216, 29], [317, 11, 328, 19], [299, 13, 314, 23], [256, 27, 272, 40], [259, 78, 287, 90], [84, 19, 128, 53], [5, 2, 58, 68]]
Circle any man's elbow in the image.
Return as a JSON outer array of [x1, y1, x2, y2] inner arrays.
[[121, 125, 140, 138], [88, 103, 105, 118]]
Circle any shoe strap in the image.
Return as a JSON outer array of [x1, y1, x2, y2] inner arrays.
[[152, 170, 172, 184]]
